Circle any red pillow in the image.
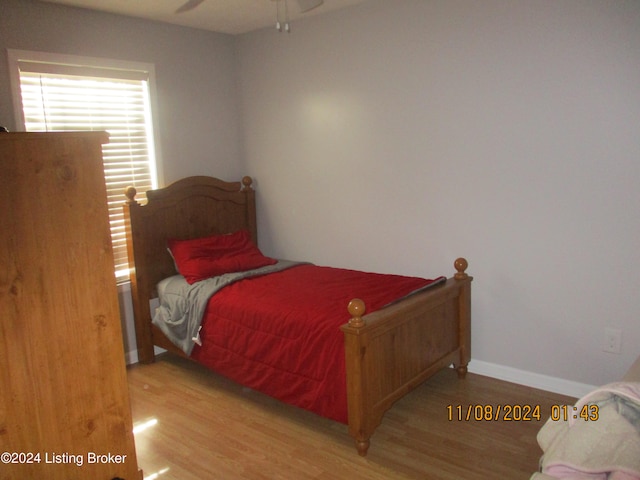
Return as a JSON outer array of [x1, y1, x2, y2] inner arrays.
[[167, 230, 277, 284]]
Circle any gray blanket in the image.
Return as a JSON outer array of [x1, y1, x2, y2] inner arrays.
[[152, 260, 304, 355], [531, 382, 640, 480]]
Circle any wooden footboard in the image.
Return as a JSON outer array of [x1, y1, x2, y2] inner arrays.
[[341, 258, 471, 456]]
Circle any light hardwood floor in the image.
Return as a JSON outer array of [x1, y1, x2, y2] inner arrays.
[[127, 354, 575, 480]]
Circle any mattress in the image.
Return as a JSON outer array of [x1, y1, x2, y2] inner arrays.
[[157, 262, 445, 422]]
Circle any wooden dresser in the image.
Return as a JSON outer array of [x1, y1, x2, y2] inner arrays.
[[0, 132, 142, 479]]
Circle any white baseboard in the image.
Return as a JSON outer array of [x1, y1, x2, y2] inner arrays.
[[125, 350, 138, 366], [125, 346, 166, 366], [467, 359, 596, 399], [125, 350, 596, 399]]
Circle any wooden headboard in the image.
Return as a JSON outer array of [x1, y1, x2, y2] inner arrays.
[[123, 175, 256, 363]]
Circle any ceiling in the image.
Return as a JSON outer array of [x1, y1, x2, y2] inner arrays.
[[39, 0, 369, 35]]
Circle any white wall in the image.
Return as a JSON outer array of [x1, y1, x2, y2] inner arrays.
[[0, 0, 243, 183], [237, 0, 640, 391]]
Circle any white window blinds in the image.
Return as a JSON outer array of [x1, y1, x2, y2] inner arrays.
[[11, 53, 159, 283]]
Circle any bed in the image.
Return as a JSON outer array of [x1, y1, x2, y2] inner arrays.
[[123, 175, 472, 456]]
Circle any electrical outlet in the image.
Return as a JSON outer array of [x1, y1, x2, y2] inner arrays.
[[603, 328, 622, 354]]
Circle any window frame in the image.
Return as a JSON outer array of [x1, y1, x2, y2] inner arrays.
[[8, 49, 164, 284]]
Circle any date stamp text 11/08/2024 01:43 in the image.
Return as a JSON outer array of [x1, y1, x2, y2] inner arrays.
[[446, 404, 600, 422]]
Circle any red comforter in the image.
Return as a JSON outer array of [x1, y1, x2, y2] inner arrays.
[[190, 264, 444, 423]]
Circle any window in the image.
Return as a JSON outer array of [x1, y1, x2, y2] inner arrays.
[[8, 50, 161, 283]]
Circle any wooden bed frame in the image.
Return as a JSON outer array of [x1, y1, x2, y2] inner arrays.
[[123, 175, 472, 456]]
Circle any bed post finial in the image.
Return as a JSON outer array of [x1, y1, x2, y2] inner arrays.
[[242, 176, 253, 191], [347, 298, 366, 327], [124, 186, 138, 204], [454, 257, 469, 280]]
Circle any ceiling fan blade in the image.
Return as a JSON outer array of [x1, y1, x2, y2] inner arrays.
[[296, 0, 324, 13], [175, 0, 206, 14]]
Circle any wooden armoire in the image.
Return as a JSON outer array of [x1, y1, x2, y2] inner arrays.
[[0, 132, 142, 480]]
